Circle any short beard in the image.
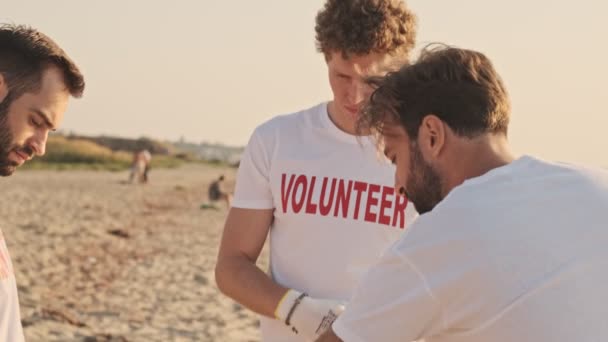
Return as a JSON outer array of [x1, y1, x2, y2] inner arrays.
[[406, 142, 444, 214], [0, 95, 18, 176]]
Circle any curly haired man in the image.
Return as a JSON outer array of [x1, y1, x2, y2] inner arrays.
[[215, 1, 418, 341]]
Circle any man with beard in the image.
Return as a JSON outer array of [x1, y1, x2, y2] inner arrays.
[[317, 45, 608, 341], [0, 24, 85, 340]]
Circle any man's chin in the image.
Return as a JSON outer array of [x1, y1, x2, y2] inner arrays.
[[346, 110, 360, 121], [0, 163, 17, 177], [410, 197, 435, 215]]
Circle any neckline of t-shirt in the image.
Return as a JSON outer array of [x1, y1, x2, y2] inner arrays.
[[318, 102, 373, 145], [460, 155, 535, 188]]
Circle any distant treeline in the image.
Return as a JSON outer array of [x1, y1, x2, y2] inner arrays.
[[65, 134, 173, 155], [22, 133, 240, 171], [23, 135, 180, 171]]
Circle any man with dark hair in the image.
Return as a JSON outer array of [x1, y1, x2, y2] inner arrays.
[[0, 24, 85, 176], [215, 1, 418, 341], [317, 45, 608, 341], [0, 23, 85, 340]]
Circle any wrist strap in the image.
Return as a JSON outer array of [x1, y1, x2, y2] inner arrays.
[[285, 292, 308, 326], [274, 291, 291, 319]]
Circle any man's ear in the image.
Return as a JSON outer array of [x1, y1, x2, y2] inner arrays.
[[418, 114, 446, 158], [0, 73, 8, 103]]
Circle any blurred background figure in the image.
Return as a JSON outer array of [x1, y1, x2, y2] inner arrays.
[[208, 174, 232, 207], [141, 149, 152, 183], [129, 149, 151, 184]]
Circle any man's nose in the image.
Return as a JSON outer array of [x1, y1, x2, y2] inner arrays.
[[29, 130, 48, 157], [348, 82, 368, 105]]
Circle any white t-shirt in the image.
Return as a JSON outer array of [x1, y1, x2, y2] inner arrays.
[[333, 155, 608, 342], [232, 103, 418, 341], [0, 230, 25, 342]]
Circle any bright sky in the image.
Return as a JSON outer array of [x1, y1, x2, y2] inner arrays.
[[2, 1, 607, 165]]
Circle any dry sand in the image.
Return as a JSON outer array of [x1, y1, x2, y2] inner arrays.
[[0, 164, 268, 342]]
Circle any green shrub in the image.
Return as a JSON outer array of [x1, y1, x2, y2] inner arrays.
[[23, 136, 184, 171]]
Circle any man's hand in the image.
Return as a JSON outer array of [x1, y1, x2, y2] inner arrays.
[[275, 289, 345, 340], [315, 328, 343, 342]]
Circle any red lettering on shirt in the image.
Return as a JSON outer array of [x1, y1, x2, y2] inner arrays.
[[319, 178, 337, 216], [281, 174, 296, 213], [292, 174, 307, 213], [378, 186, 394, 225], [280, 173, 409, 229], [392, 193, 408, 229], [364, 184, 381, 223], [334, 179, 353, 218], [305, 176, 318, 214], [352, 181, 368, 220]]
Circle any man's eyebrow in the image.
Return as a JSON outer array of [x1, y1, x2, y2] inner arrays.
[[30, 108, 56, 131]]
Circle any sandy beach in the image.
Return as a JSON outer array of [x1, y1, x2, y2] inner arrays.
[[0, 164, 267, 341]]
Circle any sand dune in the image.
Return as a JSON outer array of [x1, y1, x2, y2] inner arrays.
[[0, 164, 267, 341]]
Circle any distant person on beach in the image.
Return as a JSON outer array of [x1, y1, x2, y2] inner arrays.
[[208, 175, 232, 207], [215, 1, 418, 341], [129, 149, 151, 184], [316, 46, 608, 342], [0, 23, 85, 341], [141, 149, 151, 183]]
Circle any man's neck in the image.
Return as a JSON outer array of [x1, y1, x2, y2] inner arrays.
[[442, 134, 516, 196]]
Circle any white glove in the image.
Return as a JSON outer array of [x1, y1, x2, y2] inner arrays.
[[275, 289, 345, 341]]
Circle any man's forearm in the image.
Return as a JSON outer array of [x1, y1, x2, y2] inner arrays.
[[215, 255, 288, 318], [216, 255, 345, 340]]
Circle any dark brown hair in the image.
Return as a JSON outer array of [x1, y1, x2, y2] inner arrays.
[[315, 0, 417, 60], [361, 44, 511, 140], [0, 24, 85, 101]]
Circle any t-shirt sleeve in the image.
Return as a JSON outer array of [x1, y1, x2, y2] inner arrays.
[[332, 245, 442, 342], [232, 128, 275, 209]]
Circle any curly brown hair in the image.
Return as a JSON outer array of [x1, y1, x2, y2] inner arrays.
[[315, 0, 417, 60]]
